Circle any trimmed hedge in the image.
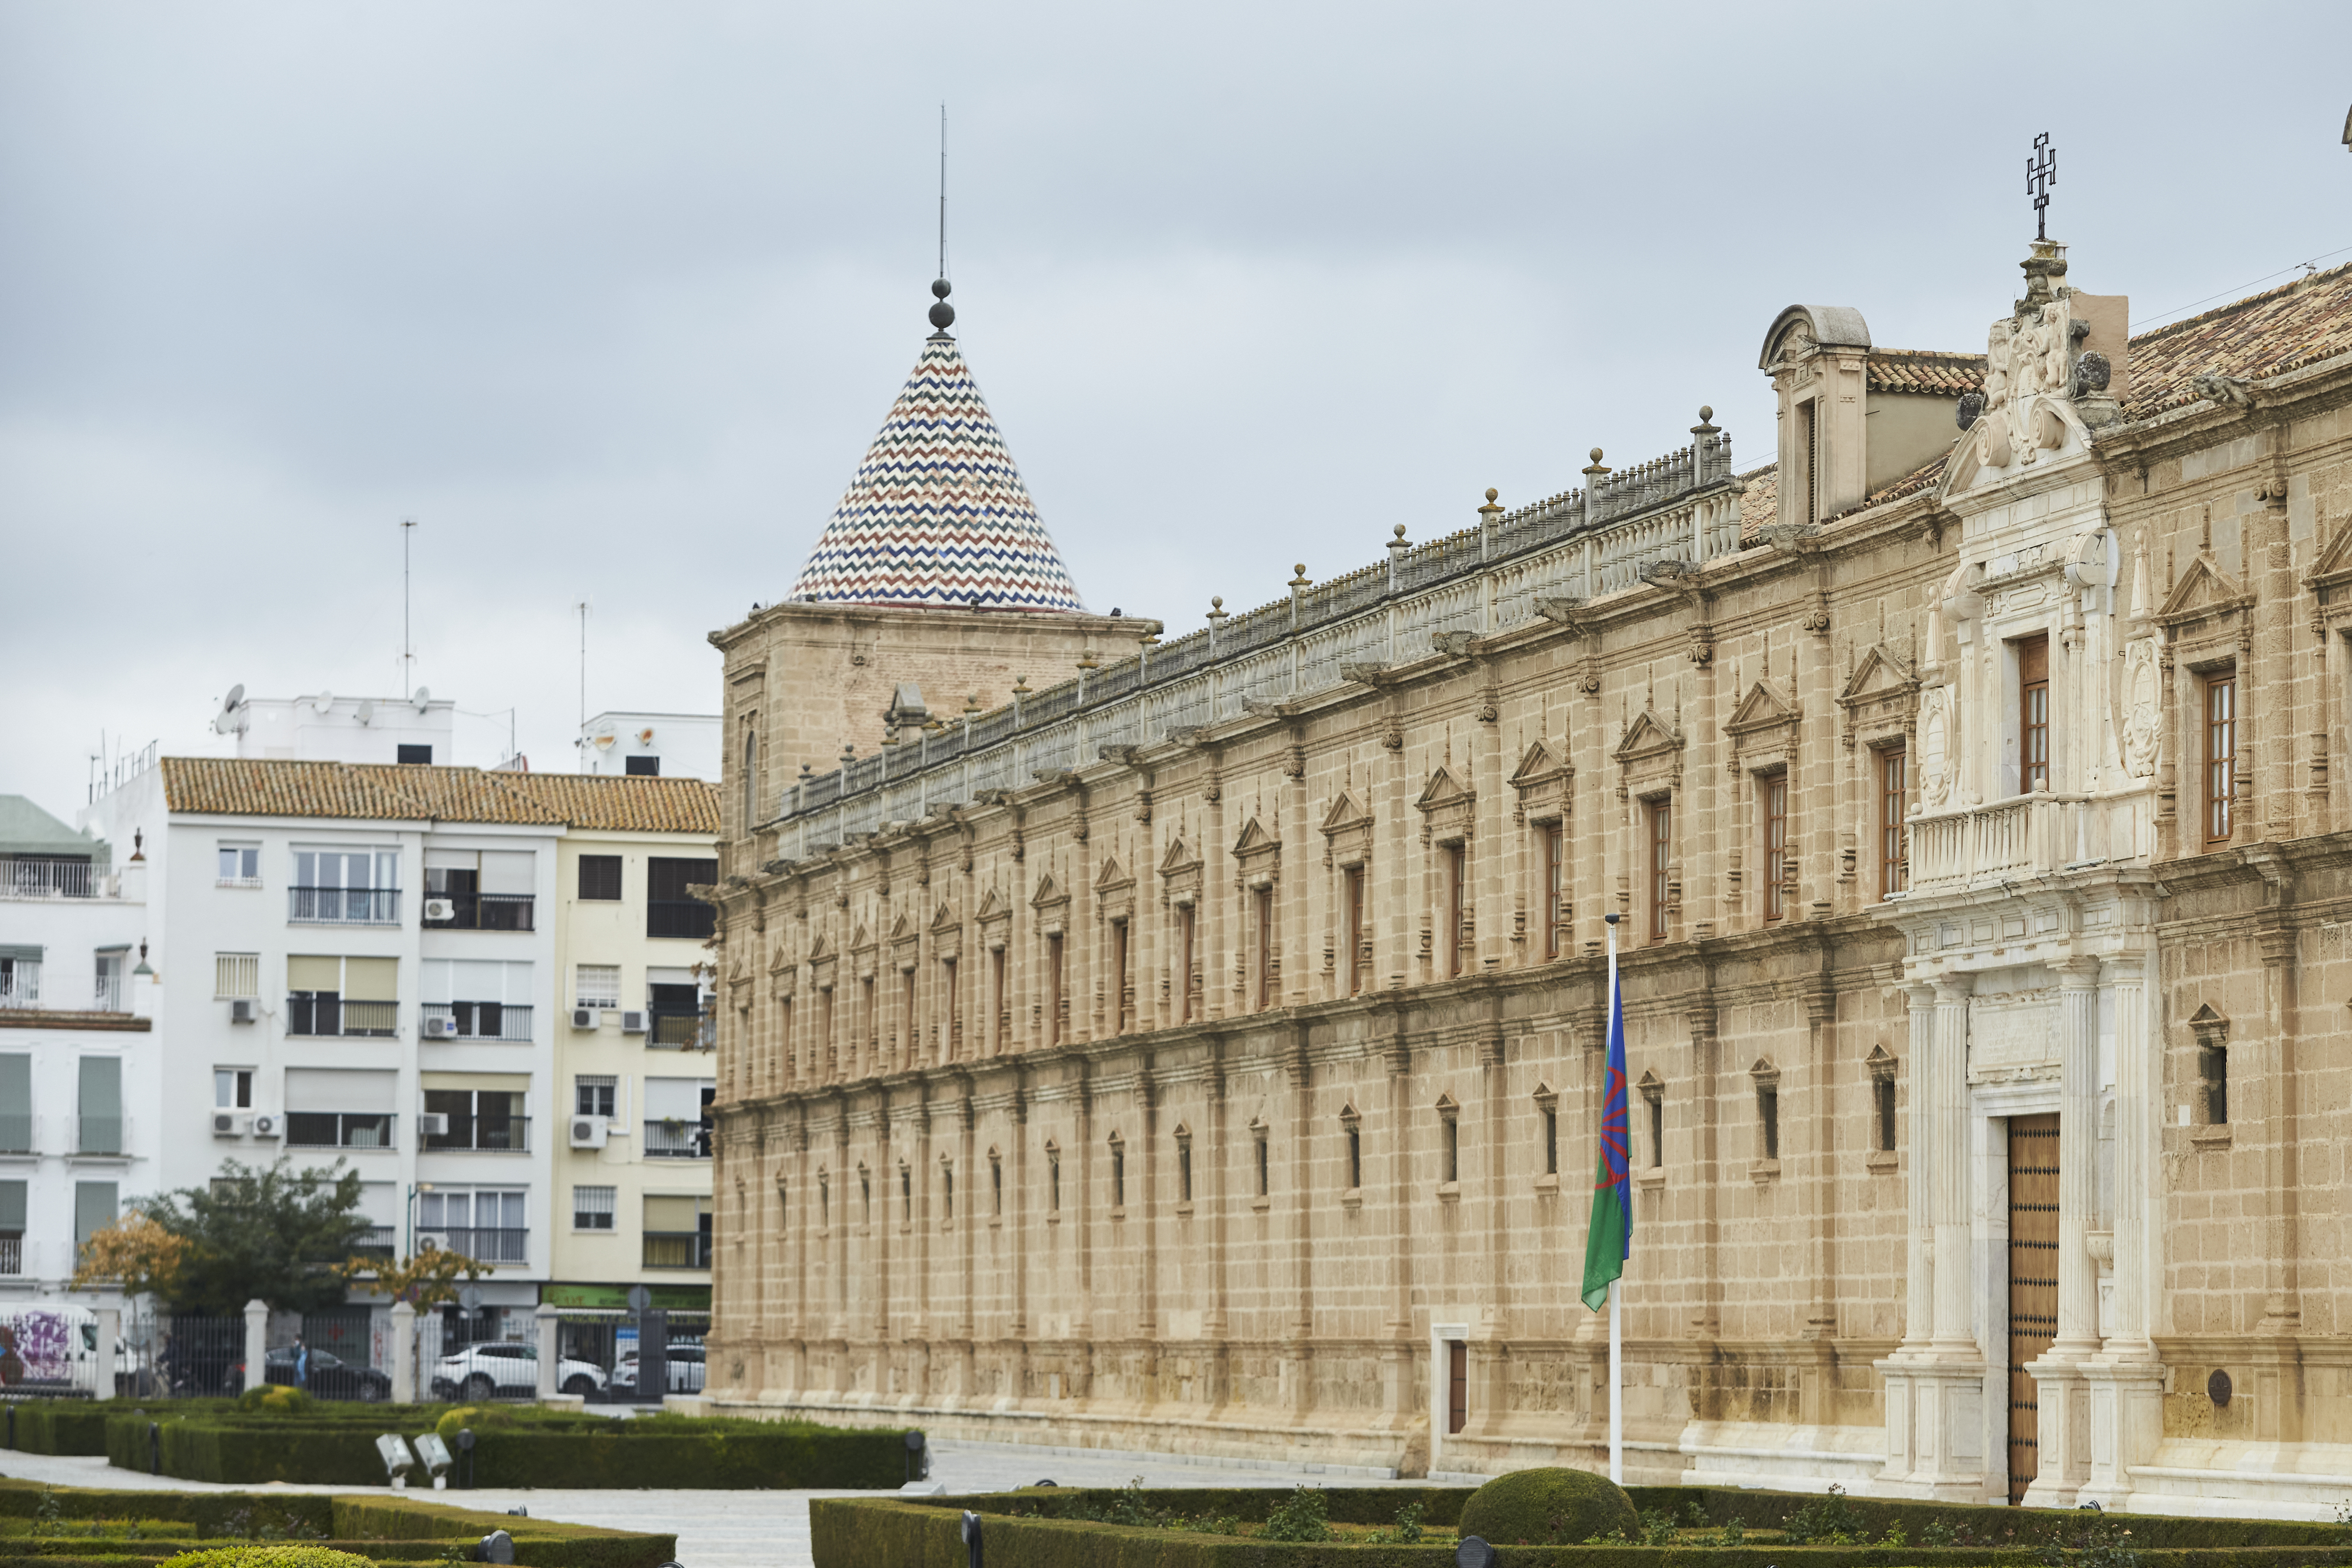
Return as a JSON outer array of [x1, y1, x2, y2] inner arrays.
[[8, 1408, 119, 1459], [810, 1486, 2352, 1568], [1459, 1470, 1635, 1548], [156, 1550, 370, 1568]]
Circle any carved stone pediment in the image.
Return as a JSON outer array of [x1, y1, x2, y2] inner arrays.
[[1726, 679, 1799, 740], [1838, 644, 1919, 712], [1233, 816, 1280, 861], [1507, 740, 1572, 823], [1413, 765, 1473, 813], [1096, 855, 1136, 924], [1413, 765, 1475, 845], [1321, 790, 1373, 835], [2308, 514, 2352, 628], [2155, 553, 2253, 632], [848, 923, 873, 956], [1158, 835, 1200, 877], [1613, 708, 1684, 765], [928, 901, 961, 962], [1321, 791, 1374, 867], [1029, 873, 1066, 910]]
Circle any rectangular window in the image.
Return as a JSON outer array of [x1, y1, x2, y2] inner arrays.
[[941, 957, 959, 1058], [940, 1164, 951, 1220], [1648, 798, 1672, 942], [1759, 1081, 1781, 1162], [0, 1057, 28, 1155], [1109, 920, 1129, 1034], [0, 952, 36, 1008], [1543, 1104, 1559, 1176], [1254, 1127, 1270, 1198], [1443, 844, 1465, 979], [2019, 634, 2050, 794], [1176, 1136, 1193, 1203], [625, 755, 661, 777], [989, 948, 1007, 1053], [641, 1194, 710, 1268], [1798, 399, 1819, 524], [214, 1068, 253, 1110], [1346, 1123, 1362, 1190], [94, 950, 124, 1012], [2200, 1042, 2228, 1125], [578, 855, 622, 902], [1047, 1148, 1061, 1212], [1176, 906, 1196, 1023], [573, 1185, 616, 1231], [214, 953, 259, 1000], [859, 976, 876, 1070], [1447, 1340, 1468, 1435], [73, 1181, 117, 1251], [646, 857, 717, 940], [0, 1179, 24, 1261], [216, 844, 261, 885], [1542, 824, 1565, 961], [1253, 886, 1275, 1008], [990, 1153, 1003, 1215], [396, 743, 433, 766], [1046, 934, 1064, 1046], [287, 955, 397, 1037], [902, 967, 918, 1065], [1110, 1142, 1126, 1208], [1762, 772, 1789, 922], [576, 964, 620, 1009], [1646, 1087, 1665, 1169], [77, 1056, 122, 1157], [290, 848, 400, 925], [1879, 745, 1908, 900], [1874, 1074, 1897, 1153], [422, 1088, 527, 1152], [1443, 1114, 1459, 1184], [2205, 672, 2236, 844], [575, 1075, 617, 1118], [418, 1187, 527, 1263], [1343, 865, 1365, 996]]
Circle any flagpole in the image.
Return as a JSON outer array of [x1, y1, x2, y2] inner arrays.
[[1604, 911, 1623, 1486]]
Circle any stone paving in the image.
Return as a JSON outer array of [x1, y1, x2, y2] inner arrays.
[[0, 1438, 1415, 1568]]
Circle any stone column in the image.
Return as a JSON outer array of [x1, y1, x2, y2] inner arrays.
[[2080, 949, 2165, 1506], [1876, 981, 1938, 1490], [390, 1300, 416, 1404], [93, 1306, 118, 1400], [2024, 957, 2101, 1506], [534, 1303, 561, 1401], [1929, 977, 1974, 1354], [241, 1298, 268, 1395]]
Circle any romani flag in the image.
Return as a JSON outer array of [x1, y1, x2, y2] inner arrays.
[[1580, 964, 1632, 1311]]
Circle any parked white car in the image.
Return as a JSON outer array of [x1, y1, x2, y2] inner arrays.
[[431, 1341, 607, 1399], [614, 1342, 704, 1394]]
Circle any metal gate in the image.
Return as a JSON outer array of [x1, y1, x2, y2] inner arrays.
[[2007, 1113, 2060, 1505]]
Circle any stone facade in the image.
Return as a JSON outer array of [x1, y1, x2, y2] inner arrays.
[[697, 246, 2352, 1516]]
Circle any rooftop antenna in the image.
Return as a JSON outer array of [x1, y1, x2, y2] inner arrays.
[[575, 600, 590, 768], [401, 519, 418, 692], [929, 105, 956, 334]]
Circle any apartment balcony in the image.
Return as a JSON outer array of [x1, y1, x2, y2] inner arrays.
[[423, 1116, 530, 1153], [1904, 793, 2122, 898], [646, 899, 713, 940], [422, 1003, 533, 1042], [418, 1227, 528, 1266], [421, 892, 535, 932], [286, 997, 399, 1038], [288, 887, 400, 926], [71, 1115, 127, 1158], [648, 1008, 712, 1050], [0, 1115, 31, 1156], [644, 1121, 710, 1160], [287, 1112, 395, 1149], [0, 862, 117, 900], [641, 1230, 712, 1270], [351, 1225, 396, 1260]]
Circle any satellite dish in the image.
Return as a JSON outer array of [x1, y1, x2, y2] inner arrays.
[[313, 690, 334, 713], [413, 686, 431, 712], [355, 699, 376, 725], [223, 684, 245, 713]]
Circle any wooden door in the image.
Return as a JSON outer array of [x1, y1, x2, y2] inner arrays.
[[1446, 1341, 1467, 1435], [2007, 1113, 2060, 1504]]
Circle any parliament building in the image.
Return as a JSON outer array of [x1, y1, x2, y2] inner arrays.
[[690, 239, 2352, 1515]]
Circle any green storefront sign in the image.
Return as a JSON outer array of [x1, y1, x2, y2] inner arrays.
[[541, 1283, 710, 1311]]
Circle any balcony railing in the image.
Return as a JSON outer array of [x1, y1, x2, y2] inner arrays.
[[644, 1121, 711, 1159], [287, 1112, 394, 1149], [648, 1009, 712, 1050], [1906, 793, 2106, 897], [351, 1225, 396, 1259], [424, 1117, 530, 1153], [287, 997, 399, 1038], [93, 974, 122, 1012], [74, 1115, 124, 1156], [647, 899, 714, 940], [422, 1003, 533, 1042], [422, 892, 535, 931], [1, 861, 115, 900], [0, 1115, 31, 1155], [288, 887, 401, 925], [0, 1237, 21, 1275], [419, 1227, 528, 1265], [0, 971, 38, 1009], [642, 1231, 712, 1270]]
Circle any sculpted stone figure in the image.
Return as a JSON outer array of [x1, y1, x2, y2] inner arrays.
[[2123, 641, 2160, 779]]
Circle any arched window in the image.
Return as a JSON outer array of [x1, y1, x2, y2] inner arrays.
[[740, 727, 760, 831]]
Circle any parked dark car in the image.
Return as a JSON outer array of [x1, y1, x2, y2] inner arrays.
[[262, 1345, 390, 1401]]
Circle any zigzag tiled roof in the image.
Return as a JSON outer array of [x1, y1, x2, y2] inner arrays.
[[787, 330, 1085, 613]]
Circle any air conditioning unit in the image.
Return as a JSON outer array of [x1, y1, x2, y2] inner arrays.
[[423, 1015, 456, 1039], [620, 1010, 648, 1034], [424, 898, 456, 922], [570, 1007, 598, 1030], [251, 1113, 281, 1139], [229, 998, 256, 1025], [569, 1115, 609, 1150], [212, 1111, 250, 1137], [416, 1112, 450, 1136]]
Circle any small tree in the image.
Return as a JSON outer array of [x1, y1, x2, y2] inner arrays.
[[71, 1213, 194, 1299], [136, 1158, 376, 1314], [339, 1242, 488, 1308]]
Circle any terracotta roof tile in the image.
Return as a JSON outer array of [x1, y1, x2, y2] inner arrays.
[[2126, 260, 2352, 416], [1867, 349, 1985, 396], [160, 758, 718, 834], [1736, 464, 1780, 541]]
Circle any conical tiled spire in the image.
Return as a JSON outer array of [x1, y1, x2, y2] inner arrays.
[[788, 291, 1085, 613]]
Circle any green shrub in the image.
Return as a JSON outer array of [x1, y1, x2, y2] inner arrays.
[[1259, 1487, 1332, 1543], [158, 1549, 368, 1568], [230, 1389, 311, 1418], [1784, 1483, 1867, 1544], [1458, 1467, 1637, 1548]]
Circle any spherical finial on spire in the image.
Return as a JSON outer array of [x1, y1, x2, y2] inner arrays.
[[1698, 405, 1713, 422], [1590, 447, 1604, 463], [928, 278, 955, 331], [931, 278, 952, 299]]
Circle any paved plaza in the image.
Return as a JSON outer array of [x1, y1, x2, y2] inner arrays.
[[0, 1438, 1411, 1568]]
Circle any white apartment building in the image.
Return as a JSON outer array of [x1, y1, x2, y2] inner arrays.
[[577, 712, 720, 781], [218, 688, 461, 766], [0, 793, 157, 1298], [81, 747, 718, 1345]]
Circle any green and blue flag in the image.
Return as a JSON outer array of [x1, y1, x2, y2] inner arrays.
[[1580, 966, 1631, 1312]]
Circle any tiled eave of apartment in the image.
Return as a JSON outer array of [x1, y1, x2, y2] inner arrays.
[[0, 1010, 149, 1033]]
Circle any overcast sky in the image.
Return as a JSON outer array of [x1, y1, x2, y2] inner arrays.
[[3, 1, 2347, 824]]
